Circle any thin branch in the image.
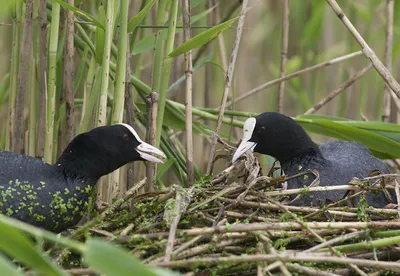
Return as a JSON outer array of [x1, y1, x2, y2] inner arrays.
[[304, 63, 372, 114], [225, 51, 362, 108], [206, 0, 249, 174]]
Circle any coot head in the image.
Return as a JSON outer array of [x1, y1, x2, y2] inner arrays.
[[57, 123, 166, 179], [232, 112, 318, 163]]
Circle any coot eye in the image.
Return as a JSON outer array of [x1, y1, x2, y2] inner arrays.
[[123, 134, 129, 141], [258, 126, 266, 133]]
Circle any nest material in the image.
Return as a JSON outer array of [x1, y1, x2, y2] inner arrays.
[[62, 146, 400, 276]]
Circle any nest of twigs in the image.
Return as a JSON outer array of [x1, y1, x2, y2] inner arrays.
[[61, 141, 400, 276]]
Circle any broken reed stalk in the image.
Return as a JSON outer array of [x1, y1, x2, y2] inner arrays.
[[256, 243, 264, 276], [225, 51, 362, 108], [145, 92, 159, 192], [164, 190, 184, 262], [254, 232, 291, 276], [277, 0, 289, 113], [206, 0, 249, 174], [15, 0, 34, 154], [63, 0, 75, 143], [182, 0, 194, 186], [164, 186, 193, 262], [325, 0, 400, 98], [304, 63, 373, 114]]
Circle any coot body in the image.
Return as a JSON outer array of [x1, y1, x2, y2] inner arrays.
[[232, 112, 394, 207], [0, 124, 165, 232]]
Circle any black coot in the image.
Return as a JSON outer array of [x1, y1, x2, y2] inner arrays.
[[0, 124, 165, 232], [232, 112, 395, 207]]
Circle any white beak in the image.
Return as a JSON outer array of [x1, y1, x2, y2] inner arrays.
[[232, 117, 257, 163], [232, 140, 257, 163], [135, 142, 166, 163]]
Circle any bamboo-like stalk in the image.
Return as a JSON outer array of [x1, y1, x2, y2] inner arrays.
[[325, 0, 400, 98], [63, 0, 75, 142], [43, 2, 60, 163], [6, 2, 22, 152], [155, 0, 179, 147], [36, 0, 47, 159], [277, 0, 289, 113], [382, 0, 394, 122], [109, 0, 130, 201], [206, 0, 249, 174], [97, 1, 115, 127], [15, 0, 34, 154], [182, 0, 194, 186]]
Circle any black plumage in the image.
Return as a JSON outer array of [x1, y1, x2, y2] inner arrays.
[[232, 112, 395, 207], [0, 124, 165, 232]]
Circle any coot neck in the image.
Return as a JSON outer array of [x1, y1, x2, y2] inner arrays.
[[54, 143, 124, 182]]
